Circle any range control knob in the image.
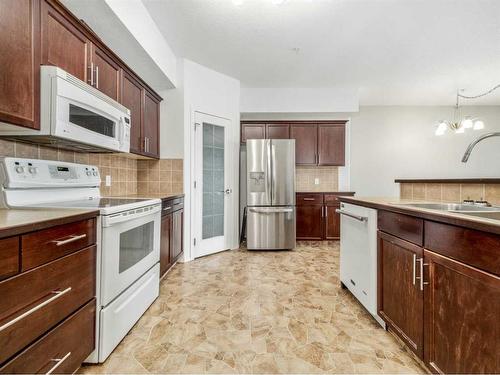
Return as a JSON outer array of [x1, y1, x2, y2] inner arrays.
[[86, 171, 92, 176], [15, 166, 24, 174], [93, 171, 98, 176], [28, 167, 37, 174]]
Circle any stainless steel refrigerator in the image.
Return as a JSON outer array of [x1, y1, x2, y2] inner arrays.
[[246, 139, 296, 250]]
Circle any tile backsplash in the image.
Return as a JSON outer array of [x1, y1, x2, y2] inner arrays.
[[400, 182, 500, 205], [0, 139, 183, 197], [296, 166, 339, 192]]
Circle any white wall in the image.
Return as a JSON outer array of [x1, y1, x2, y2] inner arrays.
[[180, 59, 241, 261], [349, 106, 500, 196], [242, 106, 500, 197], [241, 88, 359, 113]]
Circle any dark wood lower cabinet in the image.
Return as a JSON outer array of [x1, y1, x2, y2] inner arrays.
[[160, 196, 184, 278], [378, 231, 424, 358], [324, 205, 340, 239], [424, 250, 500, 374], [296, 205, 323, 240]]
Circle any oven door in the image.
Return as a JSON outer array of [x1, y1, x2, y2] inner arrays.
[[53, 74, 130, 152], [100, 205, 161, 306]]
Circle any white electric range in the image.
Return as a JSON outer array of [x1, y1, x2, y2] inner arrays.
[[0, 157, 161, 363]]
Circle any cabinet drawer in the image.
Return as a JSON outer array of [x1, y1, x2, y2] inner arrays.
[[324, 193, 354, 205], [425, 221, 500, 276], [296, 193, 323, 206], [162, 198, 183, 216], [0, 299, 95, 374], [0, 246, 96, 364], [21, 218, 96, 271], [0, 236, 19, 281], [378, 210, 423, 246]]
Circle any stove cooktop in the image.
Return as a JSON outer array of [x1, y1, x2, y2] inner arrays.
[[30, 197, 161, 215]]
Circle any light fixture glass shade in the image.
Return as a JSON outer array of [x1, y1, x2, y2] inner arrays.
[[435, 121, 447, 136], [473, 120, 484, 130], [455, 126, 465, 134], [461, 117, 473, 128]]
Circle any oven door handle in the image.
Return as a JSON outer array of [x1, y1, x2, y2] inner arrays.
[[102, 204, 161, 227]]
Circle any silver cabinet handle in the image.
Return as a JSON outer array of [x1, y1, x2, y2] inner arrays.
[[335, 209, 367, 222], [412, 254, 417, 285], [46, 352, 71, 375], [325, 206, 328, 218], [88, 62, 94, 86], [163, 206, 172, 211], [303, 198, 316, 201], [95, 65, 99, 89], [418, 258, 429, 291], [0, 287, 72, 332], [52, 234, 87, 246]]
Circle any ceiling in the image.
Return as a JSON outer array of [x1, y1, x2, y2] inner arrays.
[[143, 0, 500, 105]]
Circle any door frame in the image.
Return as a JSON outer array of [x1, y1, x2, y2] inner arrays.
[[190, 111, 235, 259]]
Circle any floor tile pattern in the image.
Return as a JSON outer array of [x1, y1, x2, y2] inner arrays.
[[80, 242, 426, 374]]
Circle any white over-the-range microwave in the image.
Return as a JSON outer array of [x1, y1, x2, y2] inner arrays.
[[0, 65, 131, 153]]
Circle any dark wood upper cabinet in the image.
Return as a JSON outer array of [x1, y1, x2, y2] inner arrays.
[[241, 123, 265, 143], [0, 0, 40, 129], [424, 250, 500, 374], [290, 124, 318, 165], [90, 44, 121, 101], [41, 0, 89, 82], [143, 90, 160, 157], [378, 231, 424, 359], [266, 124, 289, 139], [121, 70, 143, 154], [318, 124, 345, 165]]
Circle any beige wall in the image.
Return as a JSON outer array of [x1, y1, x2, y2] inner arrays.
[[400, 182, 500, 205], [296, 166, 339, 192], [0, 139, 183, 197]]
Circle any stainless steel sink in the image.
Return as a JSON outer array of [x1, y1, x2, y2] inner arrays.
[[398, 203, 500, 212]]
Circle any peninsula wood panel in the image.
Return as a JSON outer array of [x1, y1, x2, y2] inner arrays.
[[378, 231, 424, 359], [0, 0, 40, 129], [424, 250, 500, 374]]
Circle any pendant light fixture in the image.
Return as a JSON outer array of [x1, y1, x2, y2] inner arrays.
[[435, 84, 500, 136]]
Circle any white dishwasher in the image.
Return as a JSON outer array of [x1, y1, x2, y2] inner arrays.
[[338, 202, 385, 327]]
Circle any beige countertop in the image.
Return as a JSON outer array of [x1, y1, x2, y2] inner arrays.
[[0, 208, 99, 238], [338, 196, 500, 234], [121, 193, 184, 200]]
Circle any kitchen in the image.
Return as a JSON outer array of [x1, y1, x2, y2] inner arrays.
[[0, 0, 499, 374]]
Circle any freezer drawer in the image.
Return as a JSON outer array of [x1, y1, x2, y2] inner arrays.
[[247, 206, 296, 250]]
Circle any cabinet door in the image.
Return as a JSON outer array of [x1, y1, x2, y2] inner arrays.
[[0, 0, 40, 129], [90, 44, 121, 101], [241, 123, 265, 143], [290, 124, 318, 165], [266, 124, 289, 139], [171, 209, 183, 262], [378, 231, 424, 358], [41, 0, 89, 82], [318, 124, 345, 166], [160, 214, 172, 278], [424, 250, 500, 374], [121, 70, 143, 154], [143, 90, 160, 158], [325, 205, 340, 239], [296, 205, 323, 240]]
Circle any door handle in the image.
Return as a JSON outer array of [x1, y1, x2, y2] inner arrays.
[[225, 188, 232, 195], [88, 62, 94, 86], [417, 258, 429, 291], [52, 234, 87, 246], [46, 352, 72, 375], [335, 209, 367, 222]]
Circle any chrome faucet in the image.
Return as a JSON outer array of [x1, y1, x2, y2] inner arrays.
[[461, 132, 500, 163]]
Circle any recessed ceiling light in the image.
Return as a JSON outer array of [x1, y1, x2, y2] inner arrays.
[[271, 0, 287, 5], [232, 0, 244, 6]]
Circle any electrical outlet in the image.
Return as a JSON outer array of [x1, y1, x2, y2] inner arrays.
[[105, 175, 111, 187], [314, 178, 320, 185]]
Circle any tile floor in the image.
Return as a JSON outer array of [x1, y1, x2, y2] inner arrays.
[[80, 242, 426, 374]]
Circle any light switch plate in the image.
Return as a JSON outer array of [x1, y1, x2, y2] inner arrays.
[[314, 178, 320, 185], [105, 175, 111, 187]]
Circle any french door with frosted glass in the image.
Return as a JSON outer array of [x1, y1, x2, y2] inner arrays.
[[193, 112, 232, 258]]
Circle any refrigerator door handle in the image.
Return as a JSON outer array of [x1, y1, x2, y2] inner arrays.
[[249, 207, 294, 214], [271, 142, 277, 203], [266, 141, 272, 204]]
